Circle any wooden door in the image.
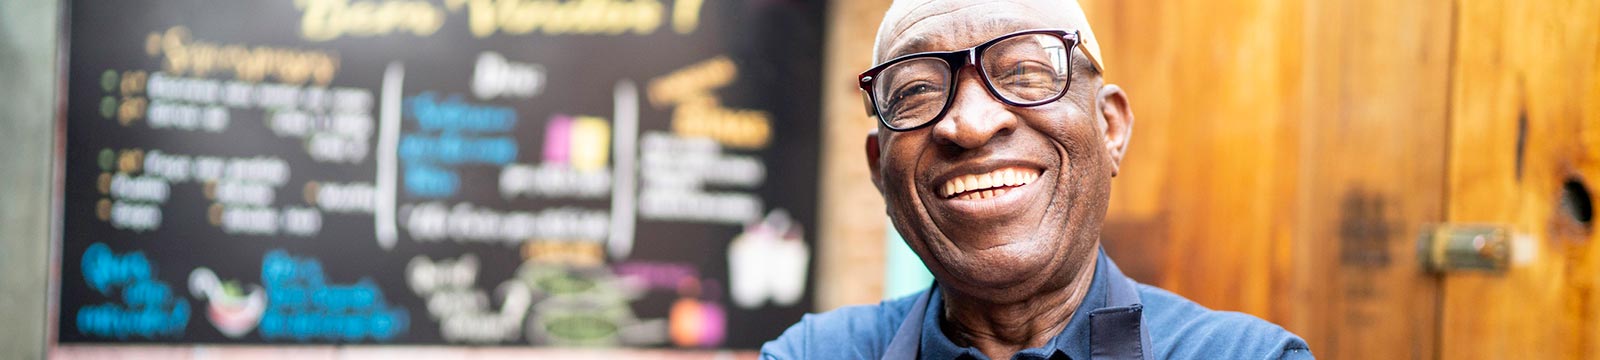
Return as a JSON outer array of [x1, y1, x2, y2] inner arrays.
[[1086, 0, 1456, 357], [1442, 0, 1600, 358]]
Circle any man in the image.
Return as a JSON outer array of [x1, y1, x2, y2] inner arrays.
[[763, 0, 1311, 359]]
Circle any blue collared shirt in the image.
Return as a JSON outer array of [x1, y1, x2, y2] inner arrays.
[[762, 249, 1312, 359]]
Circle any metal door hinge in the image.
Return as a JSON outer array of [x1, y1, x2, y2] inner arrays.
[[1418, 224, 1511, 274]]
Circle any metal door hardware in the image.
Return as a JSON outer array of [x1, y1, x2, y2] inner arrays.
[[1418, 224, 1511, 274]]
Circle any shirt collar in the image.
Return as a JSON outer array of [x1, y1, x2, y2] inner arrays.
[[919, 248, 1115, 360]]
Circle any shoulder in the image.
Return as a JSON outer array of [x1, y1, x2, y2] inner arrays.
[[759, 289, 924, 360], [1137, 284, 1314, 360]]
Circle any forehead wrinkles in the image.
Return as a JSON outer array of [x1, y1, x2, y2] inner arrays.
[[874, 0, 1070, 62], [887, 17, 1039, 61]]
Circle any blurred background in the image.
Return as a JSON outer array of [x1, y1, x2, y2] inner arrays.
[[1, 0, 1597, 359]]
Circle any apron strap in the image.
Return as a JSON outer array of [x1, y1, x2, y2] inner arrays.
[[1090, 257, 1153, 360]]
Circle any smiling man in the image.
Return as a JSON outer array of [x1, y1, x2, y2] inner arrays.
[[762, 0, 1311, 359]]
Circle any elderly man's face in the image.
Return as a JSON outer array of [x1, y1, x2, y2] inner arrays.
[[869, 0, 1129, 300]]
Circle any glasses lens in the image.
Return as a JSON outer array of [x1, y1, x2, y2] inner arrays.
[[982, 33, 1071, 104], [873, 57, 951, 129]]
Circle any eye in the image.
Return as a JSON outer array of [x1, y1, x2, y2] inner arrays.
[[890, 83, 938, 103], [871, 57, 951, 126], [989, 59, 1065, 102], [882, 81, 946, 123], [998, 61, 1057, 87]]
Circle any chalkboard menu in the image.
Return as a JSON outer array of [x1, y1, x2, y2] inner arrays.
[[59, 0, 822, 348]]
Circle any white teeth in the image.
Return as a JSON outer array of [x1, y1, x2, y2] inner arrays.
[[940, 167, 1041, 198]]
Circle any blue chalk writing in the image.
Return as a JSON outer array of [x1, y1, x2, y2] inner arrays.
[[311, 280, 381, 312], [406, 92, 517, 133], [399, 134, 517, 166], [75, 300, 190, 340], [121, 280, 171, 307], [258, 250, 409, 342], [262, 249, 326, 288], [258, 308, 408, 342], [402, 163, 459, 198], [267, 285, 310, 309], [398, 91, 522, 199], [75, 242, 190, 340], [81, 242, 152, 294]]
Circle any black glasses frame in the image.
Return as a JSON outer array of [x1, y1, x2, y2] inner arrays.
[[858, 29, 1085, 132]]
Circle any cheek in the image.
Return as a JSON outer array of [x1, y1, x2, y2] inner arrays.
[[880, 138, 926, 188], [875, 138, 929, 224], [1028, 106, 1098, 157]]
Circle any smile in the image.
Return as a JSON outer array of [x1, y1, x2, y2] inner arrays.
[[940, 167, 1041, 200]]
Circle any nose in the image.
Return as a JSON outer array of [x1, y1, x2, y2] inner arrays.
[[931, 67, 1018, 149]]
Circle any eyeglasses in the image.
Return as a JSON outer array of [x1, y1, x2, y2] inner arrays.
[[858, 29, 1098, 132]]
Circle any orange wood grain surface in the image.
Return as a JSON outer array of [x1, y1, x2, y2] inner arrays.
[[1442, 0, 1600, 358], [1082, 0, 1453, 357], [1083, 0, 1307, 331], [1291, 1, 1453, 358]]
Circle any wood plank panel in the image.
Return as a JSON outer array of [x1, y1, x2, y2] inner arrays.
[[1085, 0, 1453, 358], [1294, 1, 1452, 358], [1082, 0, 1306, 323], [1443, 0, 1600, 357]]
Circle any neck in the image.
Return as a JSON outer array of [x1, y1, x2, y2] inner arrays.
[[939, 253, 1098, 360]]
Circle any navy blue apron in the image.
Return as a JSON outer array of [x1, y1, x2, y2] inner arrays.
[[882, 260, 1152, 360]]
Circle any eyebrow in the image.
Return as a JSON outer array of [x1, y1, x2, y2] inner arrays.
[[884, 35, 935, 61]]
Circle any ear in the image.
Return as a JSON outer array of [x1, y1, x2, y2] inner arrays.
[[865, 128, 884, 193], [1096, 84, 1134, 177]]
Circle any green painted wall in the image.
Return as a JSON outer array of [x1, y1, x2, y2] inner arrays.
[[0, 0, 59, 358], [883, 218, 932, 300]]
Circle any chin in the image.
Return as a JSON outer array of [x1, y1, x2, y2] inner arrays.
[[970, 237, 1072, 283], [900, 221, 1072, 300]]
